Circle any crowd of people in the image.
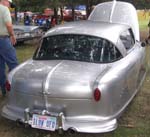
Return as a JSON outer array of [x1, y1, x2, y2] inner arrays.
[[15, 8, 86, 31], [24, 13, 56, 26]]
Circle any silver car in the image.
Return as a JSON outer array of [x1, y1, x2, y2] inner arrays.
[[2, 1, 146, 134], [13, 25, 43, 44]]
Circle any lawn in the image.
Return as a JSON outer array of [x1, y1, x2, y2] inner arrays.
[[16, 42, 36, 63], [138, 10, 149, 30], [139, 20, 149, 30]]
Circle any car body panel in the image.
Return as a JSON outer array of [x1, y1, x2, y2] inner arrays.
[[2, 1, 146, 134], [11, 60, 109, 98]]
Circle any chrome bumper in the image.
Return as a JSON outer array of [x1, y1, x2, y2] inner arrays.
[[2, 105, 117, 133]]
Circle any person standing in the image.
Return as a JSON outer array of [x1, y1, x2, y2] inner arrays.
[[0, 0, 18, 96]]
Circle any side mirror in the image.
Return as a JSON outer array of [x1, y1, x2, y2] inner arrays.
[[141, 41, 146, 47]]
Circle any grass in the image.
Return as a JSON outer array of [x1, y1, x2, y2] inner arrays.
[[15, 41, 38, 63], [138, 10, 149, 30], [139, 20, 149, 31]]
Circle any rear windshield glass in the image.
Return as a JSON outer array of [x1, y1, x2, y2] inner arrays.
[[33, 34, 122, 63]]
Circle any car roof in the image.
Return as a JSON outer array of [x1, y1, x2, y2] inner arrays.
[[45, 20, 129, 45]]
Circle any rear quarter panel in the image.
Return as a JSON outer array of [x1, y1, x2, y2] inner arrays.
[[96, 43, 145, 118]]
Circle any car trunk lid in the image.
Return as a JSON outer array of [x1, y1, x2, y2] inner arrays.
[[88, 1, 139, 41], [12, 60, 110, 99]]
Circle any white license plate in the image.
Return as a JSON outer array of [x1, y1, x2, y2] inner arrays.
[[24, 33, 30, 37], [31, 114, 57, 131]]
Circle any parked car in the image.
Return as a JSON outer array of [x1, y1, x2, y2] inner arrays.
[[2, 1, 147, 134], [14, 25, 44, 44]]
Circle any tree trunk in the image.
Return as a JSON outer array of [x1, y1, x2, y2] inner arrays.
[[54, 7, 58, 24], [60, 7, 64, 22], [72, 6, 75, 21], [86, 0, 92, 18]]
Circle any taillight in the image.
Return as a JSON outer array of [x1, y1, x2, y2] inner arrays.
[[5, 80, 11, 91], [94, 88, 101, 102]]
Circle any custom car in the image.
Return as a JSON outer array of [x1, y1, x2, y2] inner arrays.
[[2, 1, 146, 133]]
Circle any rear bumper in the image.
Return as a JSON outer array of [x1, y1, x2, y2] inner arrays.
[[2, 104, 117, 133], [16, 35, 41, 42]]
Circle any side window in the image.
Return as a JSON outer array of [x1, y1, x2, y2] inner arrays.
[[93, 40, 122, 62], [120, 29, 135, 50], [75, 37, 123, 63], [102, 42, 122, 62]]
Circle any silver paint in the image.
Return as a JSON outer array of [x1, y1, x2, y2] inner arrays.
[[88, 1, 140, 41]]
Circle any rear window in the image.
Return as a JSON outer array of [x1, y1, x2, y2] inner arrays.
[[33, 34, 122, 63]]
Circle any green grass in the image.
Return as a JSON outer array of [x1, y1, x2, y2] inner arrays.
[[138, 10, 149, 30], [139, 20, 149, 30], [15, 42, 36, 63]]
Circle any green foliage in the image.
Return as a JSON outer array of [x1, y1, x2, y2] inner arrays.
[[13, 0, 150, 12]]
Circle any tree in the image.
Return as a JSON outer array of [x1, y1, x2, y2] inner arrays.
[[13, 0, 150, 17]]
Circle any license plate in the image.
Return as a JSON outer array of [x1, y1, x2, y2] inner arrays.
[[24, 33, 30, 37], [31, 114, 57, 131]]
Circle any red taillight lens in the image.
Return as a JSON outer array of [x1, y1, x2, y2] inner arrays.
[[94, 88, 101, 102], [5, 80, 11, 91]]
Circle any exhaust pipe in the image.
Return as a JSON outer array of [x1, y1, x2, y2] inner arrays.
[[16, 119, 24, 127], [24, 108, 30, 123], [16, 119, 30, 128], [68, 128, 76, 134], [58, 112, 64, 134], [58, 127, 64, 134]]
